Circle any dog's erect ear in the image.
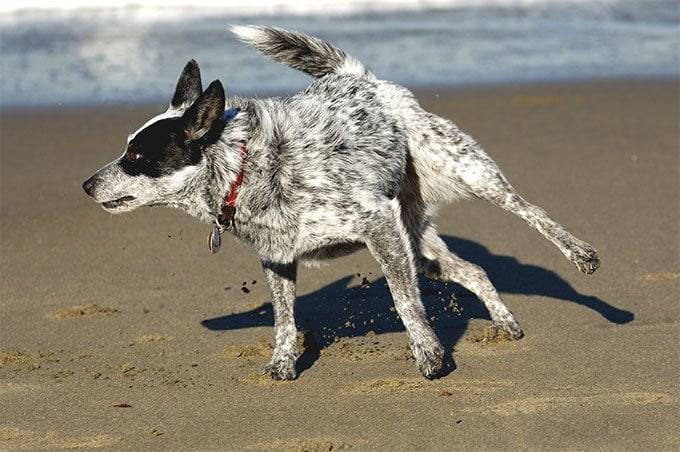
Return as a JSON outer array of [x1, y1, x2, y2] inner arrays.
[[171, 59, 203, 108], [182, 80, 226, 141]]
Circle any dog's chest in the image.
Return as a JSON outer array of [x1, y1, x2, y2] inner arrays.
[[228, 166, 364, 263]]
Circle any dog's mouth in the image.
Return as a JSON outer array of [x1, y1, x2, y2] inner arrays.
[[101, 196, 136, 209]]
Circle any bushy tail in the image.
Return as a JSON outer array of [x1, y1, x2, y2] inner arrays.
[[230, 25, 370, 79]]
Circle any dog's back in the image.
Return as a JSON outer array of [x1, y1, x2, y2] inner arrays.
[[233, 26, 484, 208]]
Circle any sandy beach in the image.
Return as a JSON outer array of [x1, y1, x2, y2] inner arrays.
[[1, 79, 678, 450]]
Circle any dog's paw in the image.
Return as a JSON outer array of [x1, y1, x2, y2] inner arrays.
[[569, 241, 600, 274], [261, 357, 297, 381], [413, 342, 444, 380], [491, 319, 524, 340]]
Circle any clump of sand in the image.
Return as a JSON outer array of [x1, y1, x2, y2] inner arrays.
[[135, 334, 173, 344], [347, 377, 432, 394], [345, 377, 513, 396], [0, 427, 120, 449], [639, 272, 680, 282], [52, 304, 119, 318], [223, 337, 274, 359], [463, 392, 673, 416], [0, 350, 29, 367], [0, 350, 59, 371], [250, 437, 354, 451], [223, 332, 319, 360], [466, 325, 515, 344]]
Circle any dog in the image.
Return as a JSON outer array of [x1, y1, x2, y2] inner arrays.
[[82, 26, 600, 380]]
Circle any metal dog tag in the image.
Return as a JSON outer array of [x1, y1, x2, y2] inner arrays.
[[208, 225, 221, 253]]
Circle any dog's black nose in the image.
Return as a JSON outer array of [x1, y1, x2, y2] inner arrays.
[[82, 176, 97, 197]]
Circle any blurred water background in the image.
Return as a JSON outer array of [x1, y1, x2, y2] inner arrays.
[[0, 0, 678, 107]]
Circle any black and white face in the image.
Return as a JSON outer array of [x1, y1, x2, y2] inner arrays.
[[82, 60, 226, 213]]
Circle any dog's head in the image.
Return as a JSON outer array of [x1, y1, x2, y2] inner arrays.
[[82, 60, 226, 213]]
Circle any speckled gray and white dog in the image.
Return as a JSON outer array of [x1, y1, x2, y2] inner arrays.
[[82, 26, 600, 380]]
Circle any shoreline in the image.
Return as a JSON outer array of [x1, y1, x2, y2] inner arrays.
[[1, 75, 677, 113]]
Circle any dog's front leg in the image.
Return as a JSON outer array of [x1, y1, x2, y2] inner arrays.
[[261, 260, 299, 380]]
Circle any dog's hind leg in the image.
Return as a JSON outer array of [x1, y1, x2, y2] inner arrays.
[[453, 147, 600, 274], [362, 200, 444, 379], [418, 223, 523, 338], [261, 260, 299, 380]]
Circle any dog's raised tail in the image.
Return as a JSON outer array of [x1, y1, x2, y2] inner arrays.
[[230, 25, 369, 79]]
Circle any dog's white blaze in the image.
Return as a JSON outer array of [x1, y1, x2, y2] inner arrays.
[[127, 108, 183, 144]]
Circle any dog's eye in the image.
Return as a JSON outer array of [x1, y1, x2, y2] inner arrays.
[[126, 151, 143, 161]]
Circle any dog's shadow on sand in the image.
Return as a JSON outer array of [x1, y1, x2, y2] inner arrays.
[[202, 235, 634, 377]]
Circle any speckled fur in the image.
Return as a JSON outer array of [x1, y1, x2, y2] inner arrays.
[[83, 26, 600, 380]]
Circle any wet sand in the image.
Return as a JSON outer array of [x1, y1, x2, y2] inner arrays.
[[1, 79, 678, 450]]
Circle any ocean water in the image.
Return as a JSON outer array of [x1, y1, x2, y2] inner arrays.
[[0, 0, 678, 107]]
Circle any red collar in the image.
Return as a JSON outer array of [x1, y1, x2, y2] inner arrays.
[[218, 141, 247, 228]]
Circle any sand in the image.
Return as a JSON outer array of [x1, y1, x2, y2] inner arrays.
[[1, 79, 678, 450]]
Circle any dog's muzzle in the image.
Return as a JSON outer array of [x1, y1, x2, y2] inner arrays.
[[82, 175, 136, 209]]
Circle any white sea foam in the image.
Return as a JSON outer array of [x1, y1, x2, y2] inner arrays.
[[0, 0, 677, 107], [0, 0, 613, 17]]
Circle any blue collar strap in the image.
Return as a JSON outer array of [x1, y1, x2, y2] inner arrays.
[[222, 107, 240, 125]]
